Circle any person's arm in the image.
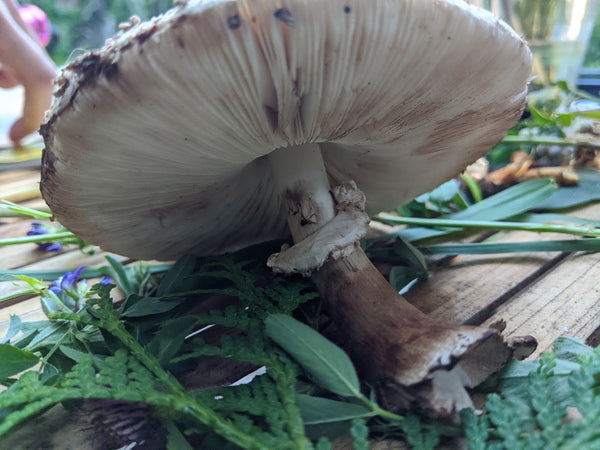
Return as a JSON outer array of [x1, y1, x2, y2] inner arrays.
[[0, 0, 56, 145]]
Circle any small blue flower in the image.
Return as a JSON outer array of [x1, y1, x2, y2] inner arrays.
[[27, 222, 63, 252], [26, 222, 47, 236], [99, 276, 112, 286], [50, 266, 86, 295]]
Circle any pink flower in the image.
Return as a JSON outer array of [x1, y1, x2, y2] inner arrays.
[[18, 4, 51, 47]]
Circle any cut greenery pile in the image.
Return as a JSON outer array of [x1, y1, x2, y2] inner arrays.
[[1, 251, 600, 449]]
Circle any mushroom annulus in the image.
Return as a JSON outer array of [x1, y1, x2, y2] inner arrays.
[[40, 0, 535, 418]]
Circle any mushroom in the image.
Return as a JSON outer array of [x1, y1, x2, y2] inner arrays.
[[40, 0, 535, 418]]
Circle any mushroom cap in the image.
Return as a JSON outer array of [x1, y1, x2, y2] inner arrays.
[[41, 0, 532, 261]]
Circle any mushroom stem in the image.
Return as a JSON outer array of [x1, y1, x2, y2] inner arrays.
[[267, 144, 523, 419]]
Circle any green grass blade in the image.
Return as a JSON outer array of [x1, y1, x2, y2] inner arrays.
[[0, 232, 76, 247], [0, 288, 38, 305], [386, 179, 558, 242], [501, 135, 600, 150], [0, 264, 172, 282], [376, 216, 600, 237], [0, 201, 52, 220], [419, 239, 600, 255]]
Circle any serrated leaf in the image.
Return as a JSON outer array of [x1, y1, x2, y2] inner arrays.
[[265, 314, 360, 398], [0, 344, 39, 378], [553, 337, 595, 362], [296, 395, 373, 425]]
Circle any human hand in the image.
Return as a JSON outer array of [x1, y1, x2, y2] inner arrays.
[[0, 0, 56, 146]]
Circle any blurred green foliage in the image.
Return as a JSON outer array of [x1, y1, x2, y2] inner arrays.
[[28, 0, 172, 65], [26, 0, 600, 68], [584, 4, 600, 67]]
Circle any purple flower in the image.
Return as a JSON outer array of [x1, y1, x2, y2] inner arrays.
[[50, 266, 86, 295], [27, 222, 63, 252], [99, 276, 112, 286]]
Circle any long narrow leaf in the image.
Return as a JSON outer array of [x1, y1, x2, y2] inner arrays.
[[265, 314, 360, 398], [388, 179, 557, 242], [501, 135, 600, 150], [376, 217, 600, 238], [0, 264, 172, 282], [0, 232, 76, 247], [419, 239, 600, 255], [0, 201, 52, 220], [296, 394, 374, 425]]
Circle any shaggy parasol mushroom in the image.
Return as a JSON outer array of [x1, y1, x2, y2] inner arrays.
[[40, 0, 534, 418]]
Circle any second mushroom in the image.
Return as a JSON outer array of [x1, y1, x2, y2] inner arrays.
[[41, 0, 534, 418]]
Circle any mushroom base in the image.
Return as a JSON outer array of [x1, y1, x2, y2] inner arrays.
[[312, 248, 513, 419], [267, 143, 529, 419]]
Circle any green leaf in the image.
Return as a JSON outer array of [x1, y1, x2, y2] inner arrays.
[[428, 179, 462, 205], [389, 266, 422, 292], [102, 255, 134, 296], [0, 344, 39, 378], [552, 337, 595, 362], [146, 315, 199, 365], [419, 238, 600, 255], [1, 315, 22, 344], [165, 420, 194, 450], [393, 237, 428, 273], [460, 173, 483, 203], [26, 321, 70, 350], [265, 314, 361, 398], [0, 200, 52, 220], [392, 178, 558, 242], [120, 295, 180, 318], [0, 265, 171, 282], [157, 254, 197, 296], [296, 395, 373, 425], [536, 169, 600, 210], [350, 418, 370, 450]]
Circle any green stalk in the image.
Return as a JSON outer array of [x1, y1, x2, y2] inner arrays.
[[501, 135, 600, 149], [374, 215, 600, 238], [0, 231, 77, 246], [0, 288, 37, 304], [105, 321, 267, 449]]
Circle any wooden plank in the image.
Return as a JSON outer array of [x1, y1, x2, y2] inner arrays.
[[405, 203, 600, 321], [0, 169, 39, 184], [483, 250, 600, 357], [404, 231, 568, 324], [0, 171, 40, 202]]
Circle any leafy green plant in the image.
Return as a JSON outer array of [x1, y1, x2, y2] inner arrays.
[[3, 245, 600, 448], [462, 337, 600, 450]]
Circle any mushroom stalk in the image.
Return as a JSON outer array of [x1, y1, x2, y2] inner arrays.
[[267, 144, 519, 419]]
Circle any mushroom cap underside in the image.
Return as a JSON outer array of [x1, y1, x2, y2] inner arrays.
[[41, 0, 532, 260]]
